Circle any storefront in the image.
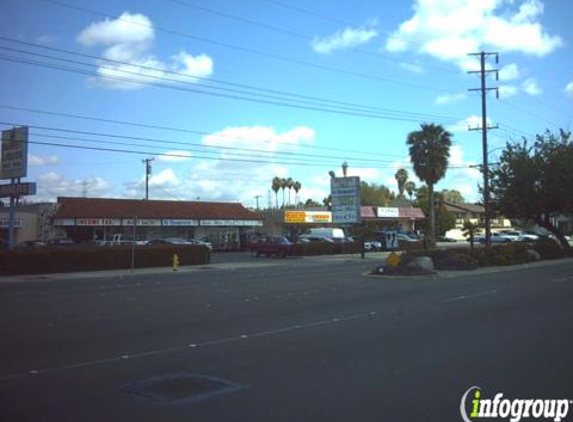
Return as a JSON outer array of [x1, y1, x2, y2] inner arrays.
[[52, 197, 263, 250]]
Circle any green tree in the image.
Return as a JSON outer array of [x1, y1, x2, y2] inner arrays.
[[280, 178, 287, 208], [441, 189, 465, 204], [405, 181, 416, 201], [293, 181, 302, 206], [415, 187, 456, 236], [286, 177, 294, 206], [360, 181, 394, 206], [407, 123, 452, 246], [395, 168, 409, 198], [462, 220, 481, 250], [489, 129, 573, 250], [271, 176, 281, 209], [304, 198, 321, 208]]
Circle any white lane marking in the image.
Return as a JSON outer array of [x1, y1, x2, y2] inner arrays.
[[0, 311, 379, 382], [551, 276, 573, 283], [444, 290, 498, 303]]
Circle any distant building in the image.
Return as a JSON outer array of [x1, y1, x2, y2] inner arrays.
[[0, 202, 63, 245], [443, 201, 511, 229], [51, 197, 263, 250]]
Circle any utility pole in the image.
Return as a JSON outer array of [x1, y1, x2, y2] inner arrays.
[[468, 51, 499, 249], [254, 194, 261, 210], [142, 158, 154, 200]]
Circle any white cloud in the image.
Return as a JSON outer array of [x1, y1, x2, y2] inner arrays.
[[385, 0, 563, 70], [499, 85, 519, 98], [448, 115, 494, 132], [498, 63, 520, 81], [149, 168, 179, 187], [521, 77, 542, 95], [566, 82, 573, 100], [157, 151, 193, 163], [435, 92, 466, 106], [203, 126, 315, 153], [312, 21, 378, 54], [28, 154, 59, 166], [36, 172, 113, 200], [77, 12, 213, 90]]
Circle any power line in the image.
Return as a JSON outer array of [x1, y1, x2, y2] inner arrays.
[[0, 38, 462, 123], [0, 52, 461, 124], [0, 122, 410, 165], [30, 0, 457, 94], [158, 0, 458, 76], [0, 104, 413, 157]]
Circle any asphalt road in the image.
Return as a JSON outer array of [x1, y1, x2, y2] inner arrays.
[[1, 256, 573, 421]]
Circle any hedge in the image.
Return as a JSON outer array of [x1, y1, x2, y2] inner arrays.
[[292, 241, 361, 256], [0, 244, 210, 276]]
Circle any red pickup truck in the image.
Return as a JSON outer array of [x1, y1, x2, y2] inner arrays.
[[250, 236, 294, 258]]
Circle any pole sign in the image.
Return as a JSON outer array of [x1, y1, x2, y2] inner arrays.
[[0, 182, 36, 198], [1, 127, 29, 180], [330, 176, 361, 224]]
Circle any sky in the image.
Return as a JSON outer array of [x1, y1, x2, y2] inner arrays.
[[1, 0, 572, 208]]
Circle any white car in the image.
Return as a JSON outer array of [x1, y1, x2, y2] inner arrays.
[[364, 240, 382, 251], [497, 230, 525, 242]]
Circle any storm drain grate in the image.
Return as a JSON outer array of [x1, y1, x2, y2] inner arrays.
[[122, 373, 246, 404]]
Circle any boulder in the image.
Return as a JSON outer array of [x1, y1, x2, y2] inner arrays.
[[405, 256, 434, 273]]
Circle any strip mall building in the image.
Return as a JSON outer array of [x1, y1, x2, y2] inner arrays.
[[52, 197, 263, 249]]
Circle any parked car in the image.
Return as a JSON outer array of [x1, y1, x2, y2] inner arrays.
[[250, 236, 293, 258], [438, 235, 457, 242], [364, 240, 382, 251], [188, 238, 213, 250], [473, 232, 513, 243], [497, 230, 525, 242], [16, 240, 46, 249], [395, 233, 419, 242], [46, 238, 75, 246], [146, 237, 194, 245]]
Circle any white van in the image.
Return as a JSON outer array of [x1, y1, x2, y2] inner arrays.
[[300, 228, 346, 242]]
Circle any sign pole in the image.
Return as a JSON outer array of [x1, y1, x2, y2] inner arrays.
[[130, 216, 137, 272], [8, 178, 16, 249]]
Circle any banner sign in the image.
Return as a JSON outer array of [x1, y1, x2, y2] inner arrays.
[[285, 210, 332, 224], [0, 182, 36, 198], [377, 207, 400, 218]]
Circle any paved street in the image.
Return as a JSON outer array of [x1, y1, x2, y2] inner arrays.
[[1, 256, 573, 421]]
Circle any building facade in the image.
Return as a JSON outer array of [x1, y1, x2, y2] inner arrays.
[[51, 197, 263, 250]]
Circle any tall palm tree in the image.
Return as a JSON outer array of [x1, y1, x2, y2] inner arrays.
[[407, 123, 452, 247], [404, 181, 416, 201], [271, 176, 281, 209], [280, 178, 287, 208], [342, 161, 348, 177], [395, 168, 409, 198], [293, 181, 301, 206], [286, 177, 294, 206]]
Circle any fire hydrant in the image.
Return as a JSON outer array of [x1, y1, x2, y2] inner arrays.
[[172, 254, 179, 271]]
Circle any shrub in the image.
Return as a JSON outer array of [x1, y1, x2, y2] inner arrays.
[[532, 237, 565, 260], [0, 244, 210, 276], [292, 241, 361, 256], [398, 240, 425, 251], [432, 249, 478, 270]]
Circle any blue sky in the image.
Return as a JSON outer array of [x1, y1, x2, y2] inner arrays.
[[1, 0, 572, 207]]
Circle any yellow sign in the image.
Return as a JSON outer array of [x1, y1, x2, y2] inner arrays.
[[285, 211, 306, 224], [386, 252, 401, 268], [285, 211, 332, 224]]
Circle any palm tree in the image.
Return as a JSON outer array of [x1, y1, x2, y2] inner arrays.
[[407, 123, 452, 247], [271, 176, 281, 209], [395, 168, 409, 198], [342, 161, 348, 177], [405, 181, 416, 201], [293, 181, 301, 206], [286, 177, 294, 206], [280, 178, 287, 208]]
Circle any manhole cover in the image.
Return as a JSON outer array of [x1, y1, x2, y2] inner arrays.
[[122, 373, 246, 403]]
